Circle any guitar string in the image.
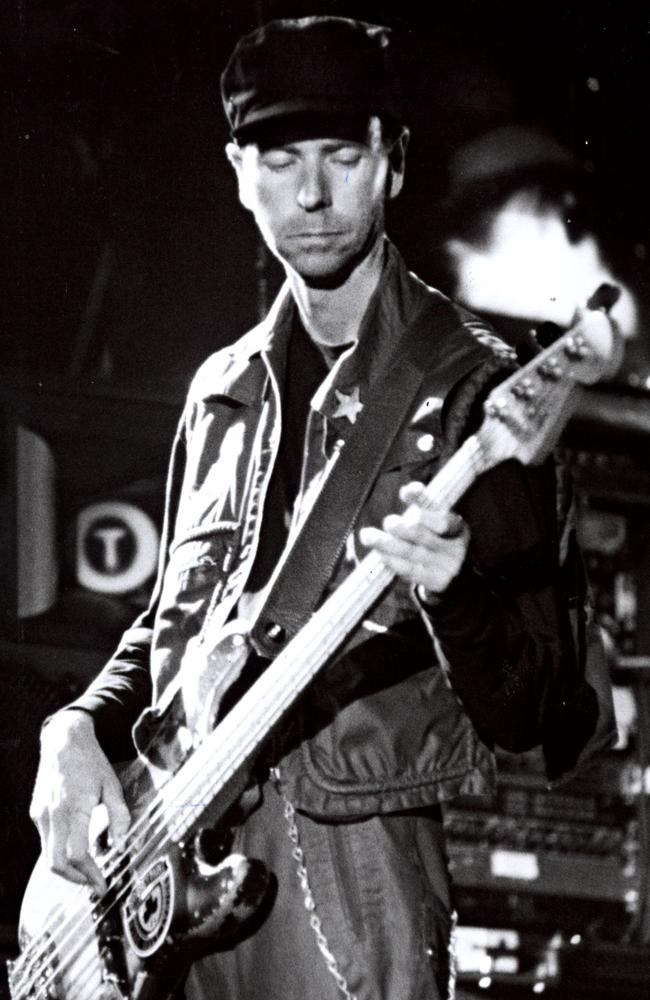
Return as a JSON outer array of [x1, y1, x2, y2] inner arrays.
[[14, 435, 492, 998]]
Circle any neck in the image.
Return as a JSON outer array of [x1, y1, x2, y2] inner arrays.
[[286, 237, 385, 348]]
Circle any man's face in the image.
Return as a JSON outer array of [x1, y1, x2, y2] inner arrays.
[[229, 118, 404, 285]]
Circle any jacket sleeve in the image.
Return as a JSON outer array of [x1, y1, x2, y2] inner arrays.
[[63, 417, 188, 761], [422, 390, 599, 771]]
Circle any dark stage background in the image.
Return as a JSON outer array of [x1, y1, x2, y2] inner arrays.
[[3, 2, 650, 998], [6, 0, 650, 396]]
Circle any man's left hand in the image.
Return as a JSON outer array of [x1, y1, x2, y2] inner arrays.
[[359, 481, 469, 601]]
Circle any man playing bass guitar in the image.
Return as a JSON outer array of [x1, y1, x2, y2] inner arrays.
[[27, 16, 614, 1000]]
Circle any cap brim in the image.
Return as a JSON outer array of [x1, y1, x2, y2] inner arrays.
[[232, 102, 390, 146]]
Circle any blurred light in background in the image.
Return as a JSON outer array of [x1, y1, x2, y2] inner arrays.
[[447, 189, 638, 334], [440, 125, 640, 341]]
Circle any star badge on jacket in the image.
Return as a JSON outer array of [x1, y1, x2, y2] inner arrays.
[[332, 385, 363, 424]]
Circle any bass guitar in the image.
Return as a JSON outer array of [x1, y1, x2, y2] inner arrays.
[[8, 292, 622, 999]]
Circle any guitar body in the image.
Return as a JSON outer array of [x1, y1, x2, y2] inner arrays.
[[10, 624, 272, 1000], [15, 840, 267, 1000], [17, 859, 106, 1000]]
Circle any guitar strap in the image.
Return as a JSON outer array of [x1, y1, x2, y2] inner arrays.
[[249, 294, 475, 659]]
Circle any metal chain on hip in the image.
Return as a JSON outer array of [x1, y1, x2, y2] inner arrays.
[[270, 767, 358, 1000]]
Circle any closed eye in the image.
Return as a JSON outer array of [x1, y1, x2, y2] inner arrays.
[[261, 153, 296, 171], [330, 150, 364, 167]]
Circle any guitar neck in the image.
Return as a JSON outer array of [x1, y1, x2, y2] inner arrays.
[[155, 432, 488, 842]]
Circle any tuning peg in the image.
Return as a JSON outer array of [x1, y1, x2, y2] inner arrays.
[[538, 357, 563, 380], [563, 332, 591, 360], [485, 397, 509, 419], [511, 377, 536, 400]]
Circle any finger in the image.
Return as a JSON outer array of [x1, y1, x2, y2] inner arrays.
[[360, 525, 460, 572], [65, 812, 107, 894], [384, 508, 467, 544], [360, 522, 444, 557], [366, 547, 463, 593], [103, 775, 131, 846], [47, 826, 94, 888], [431, 510, 466, 539], [46, 797, 105, 892], [399, 481, 428, 505], [359, 524, 407, 555], [47, 851, 90, 886], [402, 505, 466, 539], [398, 484, 466, 536], [69, 852, 107, 896]]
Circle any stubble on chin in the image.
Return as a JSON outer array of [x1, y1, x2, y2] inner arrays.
[[282, 217, 384, 290]]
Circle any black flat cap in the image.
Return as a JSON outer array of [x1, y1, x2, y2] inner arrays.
[[221, 16, 405, 143]]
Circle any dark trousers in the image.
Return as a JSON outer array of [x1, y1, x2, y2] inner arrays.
[[185, 780, 455, 1000]]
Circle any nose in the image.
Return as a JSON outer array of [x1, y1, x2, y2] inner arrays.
[[296, 160, 331, 211]]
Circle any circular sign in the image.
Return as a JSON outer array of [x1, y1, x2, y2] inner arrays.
[[76, 500, 159, 594]]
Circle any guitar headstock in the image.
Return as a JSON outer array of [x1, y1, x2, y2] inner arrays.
[[478, 293, 624, 469]]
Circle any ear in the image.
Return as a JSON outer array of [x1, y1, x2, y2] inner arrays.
[[387, 127, 410, 200], [225, 141, 253, 211]]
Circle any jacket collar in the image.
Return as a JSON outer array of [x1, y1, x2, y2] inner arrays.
[[195, 240, 431, 415], [194, 282, 295, 406]]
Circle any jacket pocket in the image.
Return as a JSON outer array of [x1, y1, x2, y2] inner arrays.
[[282, 646, 491, 820], [157, 522, 240, 637], [169, 522, 238, 584]]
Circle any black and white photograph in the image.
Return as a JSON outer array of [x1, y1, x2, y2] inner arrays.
[[3, 2, 650, 998]]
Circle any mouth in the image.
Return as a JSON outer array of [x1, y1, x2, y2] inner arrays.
[[289, 230, 345, 239]]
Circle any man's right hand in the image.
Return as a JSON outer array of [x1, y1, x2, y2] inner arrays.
[[29, 710, 130, 895]]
